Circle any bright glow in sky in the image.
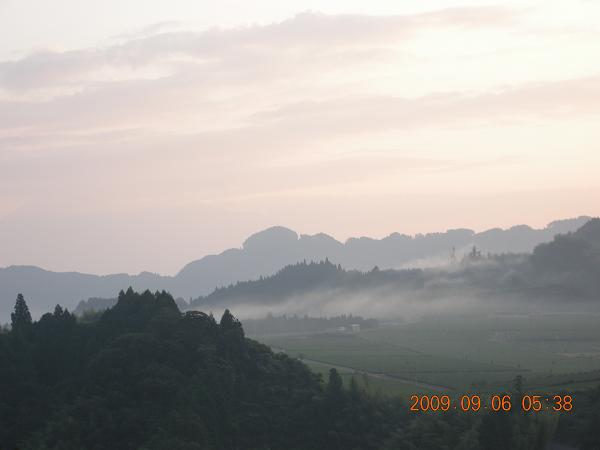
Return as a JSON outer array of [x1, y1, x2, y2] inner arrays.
[[1, 0, 599, 274]]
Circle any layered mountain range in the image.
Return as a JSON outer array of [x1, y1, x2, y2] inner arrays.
[[190, 218, 600, 319], [0, 216, 591, 321]]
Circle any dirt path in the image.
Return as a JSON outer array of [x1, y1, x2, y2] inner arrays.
[[283, 352, 454, 392]]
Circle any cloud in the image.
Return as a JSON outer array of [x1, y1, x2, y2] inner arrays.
[[1, 5, 599, 276], [0, 7, 518, 92], [0, 3, 595, 150], [112, 20, 185, 41], [251, 74, 600, 134], [0, 6, 546, 152], [2, 72, 600, 172]]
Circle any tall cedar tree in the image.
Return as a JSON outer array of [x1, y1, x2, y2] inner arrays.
[[11, 293, 32, 331]]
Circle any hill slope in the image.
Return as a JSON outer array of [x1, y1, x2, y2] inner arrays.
[[1, 291, 596, 449], [0, 216, 590, 322], [0, 289, 404, 449], [190, 219, 600, 318]]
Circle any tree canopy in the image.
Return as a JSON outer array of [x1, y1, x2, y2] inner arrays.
[[0, 289, 405, 449]]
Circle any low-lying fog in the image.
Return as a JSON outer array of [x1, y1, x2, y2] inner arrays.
[[201, 289, 600, 324]]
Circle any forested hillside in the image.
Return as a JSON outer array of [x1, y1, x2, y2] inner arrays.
[[190, 219, 600, 316], [529, 217, 600, 298], [0, 217, 588, 322], [0, 289, 405, 449], [2, 290, 598, 449]]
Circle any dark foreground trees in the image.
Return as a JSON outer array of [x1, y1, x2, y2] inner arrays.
[[0, 291, 597, 449], [0, 289, 405, 449]]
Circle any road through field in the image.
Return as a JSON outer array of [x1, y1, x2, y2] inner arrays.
[[292, 353, 454, 392]]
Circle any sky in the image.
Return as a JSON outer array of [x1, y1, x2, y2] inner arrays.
[[1, 0, 599, 275]]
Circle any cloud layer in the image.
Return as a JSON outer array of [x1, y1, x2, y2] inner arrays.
[[1, 3, 600, 274]]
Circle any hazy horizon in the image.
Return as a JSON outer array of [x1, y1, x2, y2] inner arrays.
[[0, 216, 591, 276], [1, 0, 600, 275]]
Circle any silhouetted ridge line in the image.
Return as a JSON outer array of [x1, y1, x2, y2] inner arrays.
[[0, 216, 591, 321], [188, 218, 600, 315]]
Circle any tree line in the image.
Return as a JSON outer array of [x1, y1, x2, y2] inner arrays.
[[1, 290, 599, 449]]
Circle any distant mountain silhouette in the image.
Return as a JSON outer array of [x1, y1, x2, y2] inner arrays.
[[189, 218, 600, 317], [0, 216, 591, 322], [175, 216, 590, 297], [0, 267, 172, 321]]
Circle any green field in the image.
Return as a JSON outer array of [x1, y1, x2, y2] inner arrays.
[[302, 360, 430, 398], [256, 313, 600, 397]]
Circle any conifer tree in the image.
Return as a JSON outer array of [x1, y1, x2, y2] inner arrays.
[[220, 309, 241, 330], [54, 304, 64, 317], [327, 368, 343, 397], [11, 293, 32, 331]]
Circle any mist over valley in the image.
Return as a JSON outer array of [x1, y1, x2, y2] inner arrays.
[[1, 216, 591, 323]]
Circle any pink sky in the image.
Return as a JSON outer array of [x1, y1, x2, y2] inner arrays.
[[1, 0, 599, 274]]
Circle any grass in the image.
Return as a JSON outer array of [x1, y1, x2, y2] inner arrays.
[[262, 332, 512, 374], [360, 314, 600, 375], [258, 313, 600, 396], [302, 359, 430, 398]]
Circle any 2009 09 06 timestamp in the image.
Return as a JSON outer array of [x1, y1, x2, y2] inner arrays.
[[410, 394, 573, 412]]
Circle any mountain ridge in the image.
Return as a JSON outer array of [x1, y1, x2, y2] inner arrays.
[[0, 216, 591, 322], [189, 218, 600, 319]]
